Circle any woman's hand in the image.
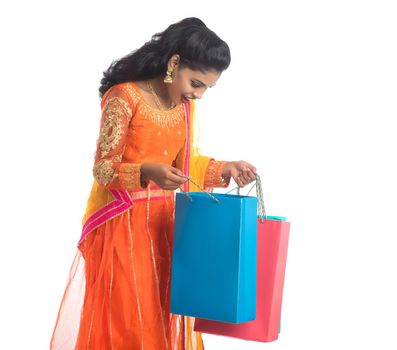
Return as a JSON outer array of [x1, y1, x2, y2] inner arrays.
[[141, 163, 188, 190], [222, 160, 257, 188]]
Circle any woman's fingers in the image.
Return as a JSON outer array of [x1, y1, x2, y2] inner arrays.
[[167, 167, 188, 184], [236, 169, 255, 186], [246, 168, 257, 181], [240, 170, 251, 184], [227, 161, 257, 188], [236, 175, 246, 187]]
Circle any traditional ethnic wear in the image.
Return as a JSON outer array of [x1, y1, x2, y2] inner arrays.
[[50, 81, 230, 350]]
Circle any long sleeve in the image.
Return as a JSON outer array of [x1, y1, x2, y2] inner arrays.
[[92, 86, 148, 190], [203, 159, 231, 188]]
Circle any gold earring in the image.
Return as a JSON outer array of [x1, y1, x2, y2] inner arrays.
[[164, 69, 173, 84]]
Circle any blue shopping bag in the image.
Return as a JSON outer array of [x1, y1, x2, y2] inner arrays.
[[170, 191, 258, 323]]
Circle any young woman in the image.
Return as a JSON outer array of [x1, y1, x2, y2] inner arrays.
[[50, 17, 257, 350]]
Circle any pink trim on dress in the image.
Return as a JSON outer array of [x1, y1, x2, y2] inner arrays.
[[183, 101, 191, 192], [78, 189, 133, 246], [112, 188, 133, 205], [182, 316, 186, 350], [78, 186, 173, 247]]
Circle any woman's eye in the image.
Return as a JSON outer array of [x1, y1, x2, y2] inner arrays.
[[191, 81, 200, 88]]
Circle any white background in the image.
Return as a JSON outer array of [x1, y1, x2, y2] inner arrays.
[[1, 0, 396, 349]]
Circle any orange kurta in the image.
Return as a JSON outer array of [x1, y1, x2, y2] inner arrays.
[[50, 81, 230, 350]]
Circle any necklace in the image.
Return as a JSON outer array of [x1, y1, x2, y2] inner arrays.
[[146, 80, 175, 111]]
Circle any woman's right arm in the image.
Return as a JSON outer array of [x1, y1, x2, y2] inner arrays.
[[92, 86, 148, 190], [93, 85, 186, 191]]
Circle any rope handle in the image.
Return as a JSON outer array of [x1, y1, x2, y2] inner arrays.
[[179, 174, 266, 222], [225, 174, 267, 221], [179, 176, 220, 203]]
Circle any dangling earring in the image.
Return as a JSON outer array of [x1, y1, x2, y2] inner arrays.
[[164, 69, 173, 84]]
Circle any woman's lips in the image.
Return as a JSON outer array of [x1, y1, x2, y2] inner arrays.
[[181, 95, 194, 103]]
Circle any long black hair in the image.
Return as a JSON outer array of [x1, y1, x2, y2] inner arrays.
[[99, 17, 231, 98]]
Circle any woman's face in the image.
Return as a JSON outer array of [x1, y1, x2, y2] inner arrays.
[[166, 55, 222, 105]]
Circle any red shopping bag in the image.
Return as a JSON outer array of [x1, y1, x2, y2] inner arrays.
[[194, 177, 290, 342]]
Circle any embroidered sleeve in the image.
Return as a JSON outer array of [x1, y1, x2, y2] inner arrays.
[[204, 159, 231, 188], [92, 86, 148, 190]]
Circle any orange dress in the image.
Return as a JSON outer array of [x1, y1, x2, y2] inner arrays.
[[50, 81, 231, 350]]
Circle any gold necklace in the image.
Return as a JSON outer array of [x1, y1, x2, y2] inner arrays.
[[146, 81, 175, 111]]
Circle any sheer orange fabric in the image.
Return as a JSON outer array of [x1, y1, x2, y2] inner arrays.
[[50, 82, 230, 349]]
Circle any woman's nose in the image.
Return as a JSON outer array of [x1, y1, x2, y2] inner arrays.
[[193, 91, 204, 99]]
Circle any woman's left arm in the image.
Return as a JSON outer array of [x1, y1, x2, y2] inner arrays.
[[203, 160, 230, 188], [204, 159, 257, 188]]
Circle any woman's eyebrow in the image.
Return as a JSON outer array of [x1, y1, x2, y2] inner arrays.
[[194, 79, 215, 88]]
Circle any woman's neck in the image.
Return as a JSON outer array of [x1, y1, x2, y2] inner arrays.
[[148, 77, 169, 99], [147, 77, 175, 109]]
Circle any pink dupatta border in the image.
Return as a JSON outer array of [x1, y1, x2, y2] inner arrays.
[[77, 189, 133, 246], [182, 101, 191, 192]]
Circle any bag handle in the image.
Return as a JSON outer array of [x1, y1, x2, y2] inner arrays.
[[179, 176, 220, 203], [179, 174, 267, 222], [225, 174, 267, 222]]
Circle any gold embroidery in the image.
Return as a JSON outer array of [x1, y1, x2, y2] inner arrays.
[[204, 160, 229, 187], [123, 83, 185, 129], [93, 159, 116, 184], [127, 210, 145, 350], [113, 154, 122, 162], [139, 103, 184, 129], [99, 97, 132, 158], [120, 84, 141, 106], [129, 189, 172, 200], [145, 185, 169, 349], [163, 195, 172, 332], [109, 247, 114, 350], [119, 163, 144, 189]]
